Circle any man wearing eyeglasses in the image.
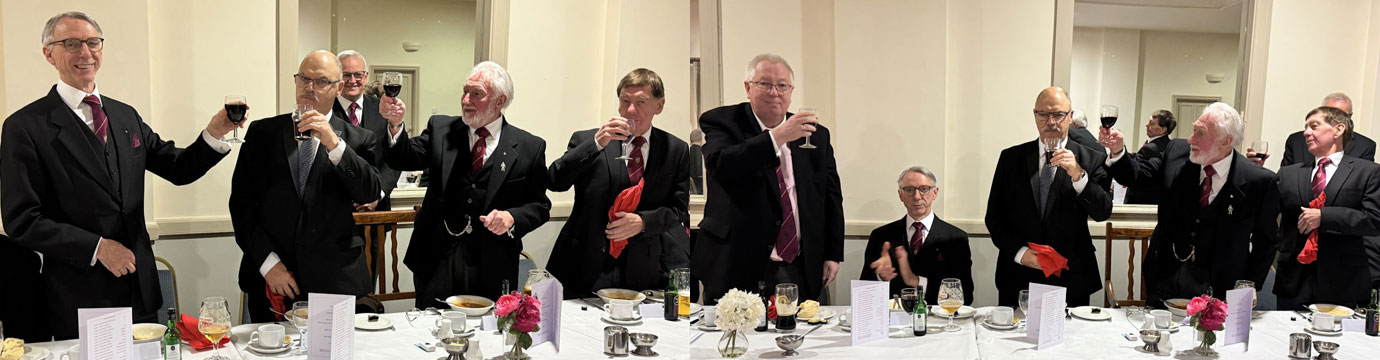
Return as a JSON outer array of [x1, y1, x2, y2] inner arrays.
[[1, 12, 237, 339], [693, 54, 844, 305], [229, 50, 382, 323], [985, 87, 1112, 307], [334, 50, 401, 213], [861, 166, 973, 305]]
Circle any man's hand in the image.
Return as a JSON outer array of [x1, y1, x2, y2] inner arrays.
[[1245, 147, 1267, 166], [595, 117, 632, 148], [479, 209, 515, 235], [264, 262, 300, 297], [354, 199, 379, 212], [1298, 207, 1322, 234], [893, 246, 921, 287], [95, 238, 137, 277], [206, 105, 247, 139], [297, 110, 341, 150], [605, 212, 644, 240], [1020, 250, 1044, 270], [380, 96, 406, 131], [1099, 126, 1125, 156], [1052, 148, 1083, 180], [823, 260, 840, 288], [768, 111, 820, 145], [869, 242, 897, 281]]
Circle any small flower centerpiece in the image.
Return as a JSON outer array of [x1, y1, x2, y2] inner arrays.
[[495, 291, 541, 359], [714, 289, 766, 358], [1186, 294, 1228, 356]]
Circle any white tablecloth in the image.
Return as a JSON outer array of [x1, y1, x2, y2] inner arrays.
[[688, 306, 981, 359], [27, 300, 689, 360]]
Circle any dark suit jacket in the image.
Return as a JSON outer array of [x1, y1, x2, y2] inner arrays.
[[858, 216, 974, 305], [0, 86, 226, 337], [547, 127, 691, 298], [1281, 131, 1376, 167], [229, 114, 381, 304], [1274, 155, 1380, 306], [1125, 136, 1171, 204], [985, 138, 1112, 305], [335, 95, 401, 210], [384, 115, 550, 305], [1068, 127, 1106, 157], [1108, 139, 1279, 304], [693, 102, 844, 304]]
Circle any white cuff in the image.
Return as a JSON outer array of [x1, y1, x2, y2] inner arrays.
[[259, 252, 282, 277], [1015, 246, 1030, 265], [767, 131, 782, 157], [90, 236, 102, 266], [1072, 170, 1089, 194], [327, 140, 346, 165], [387, 123, 405, 147], [202, 129, 232, 154], [594, 132, 606, 151], [1105, 147, 1125, 166]]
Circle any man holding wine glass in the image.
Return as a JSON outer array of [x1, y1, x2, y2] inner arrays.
[[334, 50, 402, 214], [229, 50, 382, 323], [1, 12, 237, 339], [380, 61, 552, 309], [1273, 93, 1377, 168], [1124, 110, 1176, 204]]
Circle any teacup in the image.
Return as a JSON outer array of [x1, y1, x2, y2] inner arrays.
[[1312, 313, 1336, 331], [59, 344, 81, 360], [604, 299, 638, 320], [438, 311, 468, 332], [1150, 310, 1172, 328], [990, 306, 1014, 326], [701, 305, 717, 325], [435, 319, 453, 340], [250, 324, 286, 348]]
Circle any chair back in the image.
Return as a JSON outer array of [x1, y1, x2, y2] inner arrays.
[[517, 251, 538, 292], [154, 256, 179, 323], [355, 208, 418, 301], [1104, 223, 1153, 307]]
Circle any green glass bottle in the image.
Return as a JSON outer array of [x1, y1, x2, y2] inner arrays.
[[913, 286, 928, 336], [163, 308, 181, 360]]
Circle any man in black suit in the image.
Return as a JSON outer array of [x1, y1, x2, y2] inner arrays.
[[1068, 109, 1106, 159], [1101, 102, 1279, 306], [381, 61, 551, 308], [862, 166, 973, 305], [334, 50, 401, 211], [693, 54, 844, 304], [1274, 106, 1380, 309], [985, 87, 1111, 307], [0, 12, 235, 339], [1125, 110, 1175, 204], [230, 51, 382, 322], [1275, 93, 1376, 167], [547, 68, 691, 298]]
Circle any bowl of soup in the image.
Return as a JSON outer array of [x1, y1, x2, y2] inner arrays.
[[446, 295, 495, 316], [597, 288, 647, 304], [132, 323, 167, 343]]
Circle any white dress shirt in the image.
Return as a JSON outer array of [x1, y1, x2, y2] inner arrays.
[[1312, 151, 1343, 189], [906, 212, 935, 248]]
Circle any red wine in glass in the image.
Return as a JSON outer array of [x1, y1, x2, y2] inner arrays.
[[1100, 116, 1117, 128], [224, 95, 246, 143], [383, 84, 402, 98], [1100, 105, 1119, 128]]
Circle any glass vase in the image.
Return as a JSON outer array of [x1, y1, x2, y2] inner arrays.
[[718, 329, 748, 358]]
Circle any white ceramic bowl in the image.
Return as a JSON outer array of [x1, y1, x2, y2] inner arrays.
[[597, 288, 647, 304], [1309, 304, 1354, 323], [1163, 298, 1189, 318], [445, 295, 495, 316], [132, 323, 167, 343]]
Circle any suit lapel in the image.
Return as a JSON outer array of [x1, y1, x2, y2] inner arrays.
[[1215, 153, 1246, 208], [283, 117, 303, 198], [441, 118, 465, 192], [482, 119, 517, 209], [606, 138, 631, 197], [1298, 160, 1316, 204], [45, 90, 116, 196], [1324, 157, 1354, 206]]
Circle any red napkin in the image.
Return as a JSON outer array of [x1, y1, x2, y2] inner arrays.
[[177, 313, 231, 351], [1026, 242, 1070, 278], [1298, 192, 1326, 264], [606, 179, 645, 258]]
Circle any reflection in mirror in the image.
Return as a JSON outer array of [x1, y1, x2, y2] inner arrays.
[[1070, 0, 1244, 204]]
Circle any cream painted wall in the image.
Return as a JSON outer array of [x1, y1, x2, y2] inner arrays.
[[335, 0, 476, 118], [610, 0, 692, 140], [1139, 30, 1239, 137], [1070, 27, 1140, 143], [298, 0, 332, 58], [718, 0, 806, 109]]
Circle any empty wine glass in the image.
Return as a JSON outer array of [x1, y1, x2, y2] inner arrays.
[[288, 301, 310, 355], [1235, 280, 1258, 310], [1018, 289, 1030, 332], [938, 278, 964, 332], [798, 108, 818, 149], [1100, 105, 1119, 128], [224, 95, 246, 143], [197, 297, 232, 360]]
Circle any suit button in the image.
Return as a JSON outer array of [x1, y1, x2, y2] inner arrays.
[[775, 221, 783, 226], [1189, 232, 1196, 237], [472, 184, 477, 188], [467, 199, 473, 204]]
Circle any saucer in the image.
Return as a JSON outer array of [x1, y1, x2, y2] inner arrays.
[[697, 323, 721, 332], [981, 319, 1018, 330], [247, 341, 292, 354], [1146, 322, 1181, 333], [20, 345, 51, 360], [602, 315, 644, 326], [839, 325, 851, 332], [1304, 326, 1342, 337], [432, 327, 476, 339]]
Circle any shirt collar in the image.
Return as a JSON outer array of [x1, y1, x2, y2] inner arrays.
[[55, 80, 100, 110], [1317, 151, 1344, 167], [1147, 135, 1164, 142], [752, 111, 788, 135], [470, 116, 505, 137], [337, 95, 363, 110], [906, 211, 935, 232], [1206, 150, 1234, 177]]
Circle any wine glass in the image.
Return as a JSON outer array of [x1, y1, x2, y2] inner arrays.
[[1041, 136, 1060, 168], [292, 103, 314, 140], [1251, 140, 1270, 160], [1100, 105, 1119, 128], [938, 278, 964, 332], [1234, 280, 1258, 311], [197, 297, 232, 360], [524, 269, 551, 296], [1018, 289, 1030, 332], [224, 95, 246, 143], [382, 72, 403, 116], [287, 301, 310, 355], [900, 288, 920, 312], [775, 283, 799, 331], [612, 116, 633, 161], [798, 108, 818, 149]]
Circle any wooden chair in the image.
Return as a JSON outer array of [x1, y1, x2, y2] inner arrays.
[[154, 256, 179, 323], [355, 207, 419, 301], [1104, 222, 1153, 308]]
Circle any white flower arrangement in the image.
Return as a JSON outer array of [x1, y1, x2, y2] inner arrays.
[[714, 288, 766, 332]]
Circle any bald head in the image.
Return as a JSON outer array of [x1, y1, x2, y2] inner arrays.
[[1033, 86, 1073, 142], [295, 50, 343, 113], [1035, 86, 1071, 109]]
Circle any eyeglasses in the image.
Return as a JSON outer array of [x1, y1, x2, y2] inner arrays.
[[749, 81, 794, 93], [343, 71, 369, 80], [900, 186, 936, 196], [293, 74, 342, 89], [1034, 110, 1070, 120], [47, 37, 104, 53]]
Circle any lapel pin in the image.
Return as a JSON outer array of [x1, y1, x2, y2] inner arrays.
[[500, 162, 507, 172], [1227, 205, 1233, 215]]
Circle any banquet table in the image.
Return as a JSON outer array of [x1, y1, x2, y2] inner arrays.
[[688, 305, 1380, 360], [24, 300, 690, 360]]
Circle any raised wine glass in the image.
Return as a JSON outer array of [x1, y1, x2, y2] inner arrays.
[[798, 108, 818, 149], [1251, 140, 1270, 160], [938, 278, 964, 332], [612, 116, 633, 161], [224, 95, 246, 143], [197, 297, 232, 360], [1100, 105, 1119, 128], [292, 103, 314, 141], [382, 72, 403, 116]]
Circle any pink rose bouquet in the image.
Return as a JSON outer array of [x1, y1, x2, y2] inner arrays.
[[496, 291, 542, 356], [1185, 294, 1229, 351]]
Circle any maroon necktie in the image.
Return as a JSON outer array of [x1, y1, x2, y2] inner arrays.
[[909, 222, 925, 253], [81, 95, 108, 144], [1199, 165, 1216, 207], [1313, 157, 1331, 197], [774, 156, 800, 263], [471, 127, 490, 173], [348, 103, 360, 127], [627, 136, 646, 183]]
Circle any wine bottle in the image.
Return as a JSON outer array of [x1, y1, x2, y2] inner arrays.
[[913, 286, 928, 337], [163, 308, 182, 360], [755, 281, 769, 332], [664, 271, 680, 321], [1366, 288, 1379, 336]]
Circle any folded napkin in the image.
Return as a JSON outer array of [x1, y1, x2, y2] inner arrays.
[[1298, 192, 1326, 264], [265, 273, 294, 322], [1026, 242, 1070, 278], [177, 313, 231, 351], [606, 179, 645, 258]]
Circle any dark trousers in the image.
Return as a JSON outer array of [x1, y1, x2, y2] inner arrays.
[[415, 242, 481, 310]]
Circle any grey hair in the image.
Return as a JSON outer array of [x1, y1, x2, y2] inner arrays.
[[337, 50, 368, 71], [1322, 92, 1352, 111], [1201, 102, 1244, 148], [470, 61, 514, 109], [42, 12, 102, 45], [744, 53, 794, 82], [897, 165, 938, 186], [1070, 109, 1087, 128]]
